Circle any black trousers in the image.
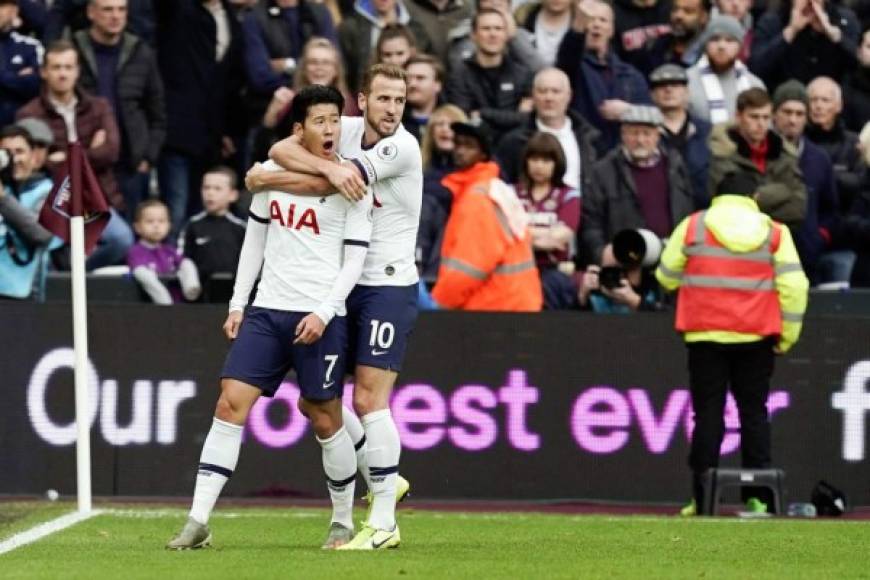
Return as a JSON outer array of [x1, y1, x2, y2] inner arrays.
[[687, 339, 776, 506]]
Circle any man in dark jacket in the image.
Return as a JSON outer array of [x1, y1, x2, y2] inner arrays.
[[772, 80, 840, 284], [73, 0, 166, 221], [611, 0, 672, 73], [0, 0, 42, 127], [749, 0, 860, 90], [555, 0, 651, 155], [154, 0, 244, 233], [582, 104, 694, 264], [650, 63, 711, 208], [806, 76, 865, 213], [496, 67, 600, 195], [708, 88, 808, 228], [241, 0, 335, 113], [446, 8, 534, 139], [633, 0, 711, 77], [44, 0, 154, 44]]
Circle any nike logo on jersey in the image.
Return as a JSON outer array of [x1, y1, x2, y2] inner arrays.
[[323, 381, 335, 389], [195, 237, 210, 245], [371, 349, 387, 356]]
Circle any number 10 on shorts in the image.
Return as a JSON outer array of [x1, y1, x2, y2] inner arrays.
[[369, 320, 395, 354]]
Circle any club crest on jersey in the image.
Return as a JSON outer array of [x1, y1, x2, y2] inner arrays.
[[377, 142, 398, 161], [269, 200, 320, 234]]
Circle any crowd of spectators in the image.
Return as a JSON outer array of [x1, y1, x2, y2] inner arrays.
[[2, 0, 870, 308]]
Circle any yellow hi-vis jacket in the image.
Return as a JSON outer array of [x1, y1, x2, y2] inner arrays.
[[655, 195, 810, 352]]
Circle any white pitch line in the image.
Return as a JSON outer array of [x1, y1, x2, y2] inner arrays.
[[0, 510, 102, 556]]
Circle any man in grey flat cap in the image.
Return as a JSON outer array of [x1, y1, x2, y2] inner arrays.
[[650, 63, 712, 208], [581, 104, 695, 264], [687, 14, 765, 125]]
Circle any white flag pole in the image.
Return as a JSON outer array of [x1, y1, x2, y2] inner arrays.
[[69, 148, 92, 514]]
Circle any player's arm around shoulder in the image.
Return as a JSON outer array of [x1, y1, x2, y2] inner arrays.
[[655, 216, 692, 291], [772, 224, 810, 354]]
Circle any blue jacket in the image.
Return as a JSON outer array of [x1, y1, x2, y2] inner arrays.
[[0, 29, 42, 127], [556, 29, 651, 154], [241, 0, 335, 96], [0, 176, 53, 299], [792, 138, 839, 283], [661, 115, 712, 209]]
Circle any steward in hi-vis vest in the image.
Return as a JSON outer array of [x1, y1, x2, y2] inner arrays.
[[655, 171, 809, 516]]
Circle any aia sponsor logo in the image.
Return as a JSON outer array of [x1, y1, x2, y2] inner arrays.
[[269, 200, 320, 234]]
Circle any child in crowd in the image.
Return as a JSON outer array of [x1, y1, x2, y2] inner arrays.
[[177, 167, 246, 285], [512, 133, 581, 309], [128, 199, 200, 305]]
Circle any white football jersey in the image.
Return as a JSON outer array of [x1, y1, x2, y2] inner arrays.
[[339, 116, 422, 286], [249, 160, 373, 313]]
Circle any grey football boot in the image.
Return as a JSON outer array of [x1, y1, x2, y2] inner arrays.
[[166, 517, 212, 550], [321, 522, 354, 549]]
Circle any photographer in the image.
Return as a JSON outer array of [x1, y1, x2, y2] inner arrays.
[[577, 233, 664, 313], [0, 124, 56, 300]]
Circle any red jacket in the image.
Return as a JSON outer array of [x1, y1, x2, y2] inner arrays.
[[17, 88, 121, 210]]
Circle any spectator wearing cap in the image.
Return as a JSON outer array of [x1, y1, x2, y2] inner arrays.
[[633, 0, 712, 77], [650, 63, 712, 208], [655, 170, 809, 517], [14, 116, 53, 173], [707, 87, 807, 228], [806, 76, 865, 214], [749, 0, 860, 91], [431, 120, 543, 311], [72, 0, 167, 223], [713, 0, 754, 62], [1, 0, 43, 127], [555, 0, 650, 155], [772, 79, 844, 285], [687, 15, 764, 125], [581, 104, 694, 265], [0, 123, 56, 300], [496, 67, 601, 194], [446, 8, 535, 140]]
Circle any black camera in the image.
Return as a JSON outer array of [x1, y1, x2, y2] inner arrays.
[[0, 148, 13, 186], [599, 266, 625, 290]]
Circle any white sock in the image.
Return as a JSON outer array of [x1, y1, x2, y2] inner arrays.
[[362, 409, 401, 530], [342, 406, 372, 492], [189, 417, 243, 525], [317, 426, 357, 529]]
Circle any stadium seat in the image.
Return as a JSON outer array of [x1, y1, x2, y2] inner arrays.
[[700, 468, 785, 516]]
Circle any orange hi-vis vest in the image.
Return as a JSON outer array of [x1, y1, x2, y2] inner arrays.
[[675, 211, 783, 336], [432, 162, 542, 311]]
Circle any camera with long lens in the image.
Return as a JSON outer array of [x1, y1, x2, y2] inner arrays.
[[612, 228, 663, 269]]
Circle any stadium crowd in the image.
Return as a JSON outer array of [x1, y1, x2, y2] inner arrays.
[[2, 0, 870, 309]]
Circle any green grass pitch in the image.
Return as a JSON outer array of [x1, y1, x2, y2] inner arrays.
[[2, 503, 870, 579]]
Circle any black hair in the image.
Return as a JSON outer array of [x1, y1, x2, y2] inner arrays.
[[0, 125, 35, 149], [288, 85, 345, 127]]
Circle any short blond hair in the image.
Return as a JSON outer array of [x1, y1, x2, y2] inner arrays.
[[360, 63, 407, 96]]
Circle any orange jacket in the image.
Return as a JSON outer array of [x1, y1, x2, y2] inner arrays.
[[431, 162, 543, 312]]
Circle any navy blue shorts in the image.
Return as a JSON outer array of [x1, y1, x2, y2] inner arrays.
[[221, 306, 347, 401], [347, 284, 418, 372]]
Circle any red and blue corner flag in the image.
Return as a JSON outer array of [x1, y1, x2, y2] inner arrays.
[[37, 142, 110, 255]]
